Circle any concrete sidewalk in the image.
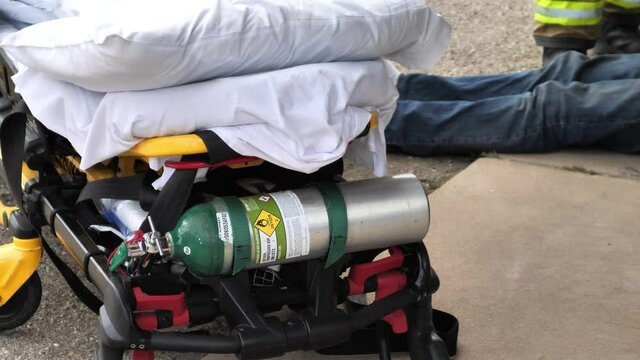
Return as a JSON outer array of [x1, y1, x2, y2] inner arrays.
[[425, 151, 640, 360]]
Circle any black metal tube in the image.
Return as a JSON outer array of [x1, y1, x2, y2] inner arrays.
[[147, 332, 241, 354], [41, 194, 113, 294], [376, 322, 392, 360], [347, 288, 417, 330]]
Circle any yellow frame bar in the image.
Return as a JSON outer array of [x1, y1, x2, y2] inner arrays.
[[21, 162, 38, 189], [0, 201, 17, 226], [121, 135, 208, 158], [120, 112, 378, 159], [0, 237, 41, 306]]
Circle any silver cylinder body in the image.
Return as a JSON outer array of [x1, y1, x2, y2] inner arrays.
[[244, 174, 430, 269]]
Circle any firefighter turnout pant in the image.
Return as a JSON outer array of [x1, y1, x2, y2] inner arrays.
[[534, 0, 640, 49]]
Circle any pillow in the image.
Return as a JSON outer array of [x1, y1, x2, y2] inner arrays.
[[0, 0, 57, 26], [2, 0, 450, 91]]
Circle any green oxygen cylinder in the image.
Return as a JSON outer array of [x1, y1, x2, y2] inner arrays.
[[159, 174, 430, 276], [167, 202, 231, 277]]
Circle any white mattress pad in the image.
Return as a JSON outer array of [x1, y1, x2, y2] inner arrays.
[[13, 60, 400, 177]]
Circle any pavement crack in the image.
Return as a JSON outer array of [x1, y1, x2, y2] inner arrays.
[[501, 158, 640, 181]]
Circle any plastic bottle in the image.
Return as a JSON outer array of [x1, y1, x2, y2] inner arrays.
[[97, 199, 148, 236]]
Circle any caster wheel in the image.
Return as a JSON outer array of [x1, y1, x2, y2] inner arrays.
[[0, 271, 42, 331]]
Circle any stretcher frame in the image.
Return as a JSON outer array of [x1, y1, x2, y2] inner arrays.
[[0, 50, 457, 360]]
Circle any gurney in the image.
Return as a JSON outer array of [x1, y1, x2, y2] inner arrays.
[[0, 40, 458, 360]]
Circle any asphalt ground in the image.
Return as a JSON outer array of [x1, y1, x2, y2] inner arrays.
[[0, 0, 538, 358]]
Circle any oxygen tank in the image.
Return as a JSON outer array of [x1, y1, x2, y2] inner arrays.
[[118, 174, 430, 276]]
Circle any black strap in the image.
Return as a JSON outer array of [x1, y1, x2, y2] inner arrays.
[[139, 168, 197, 233], [76, 171, 159, 211], [40, 233, 103, 314], [433, 309, 459, 357], [0, 105, 27, 207], [196, 130, 241, 163], [76, 131, 226, 230], [83, 250, 107, 281], [139, 131, 230, 233], [0, 105, 103, 314], [48, 206, 72, 237]]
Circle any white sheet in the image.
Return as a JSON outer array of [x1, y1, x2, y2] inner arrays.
[[2, 0, 451, 91], [0, 19, 18, 39], [0, 1, 56, 26], [13, 60, 400, 176]]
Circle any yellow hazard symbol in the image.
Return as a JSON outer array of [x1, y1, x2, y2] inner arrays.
[[253, 210, 280, 237]]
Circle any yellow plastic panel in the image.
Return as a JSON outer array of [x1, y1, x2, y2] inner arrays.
[[0, 237, 41, 305], [21, 162, 38, 189], [120, 113, 376, 159], [121, 135, 208, 158], [0, 201, 18, 226], [62, 156, 115, 182]]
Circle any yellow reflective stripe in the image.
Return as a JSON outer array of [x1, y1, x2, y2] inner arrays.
[[535, 0, 604, 25], [535, 5, 602, 20], [606, 0, 640, 9], [535, 13, 602, 25], [535, 0, 604, 10]]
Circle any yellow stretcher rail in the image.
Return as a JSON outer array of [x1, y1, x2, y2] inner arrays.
[[120, 111, 378, 159], [121, 134, 208, 158]]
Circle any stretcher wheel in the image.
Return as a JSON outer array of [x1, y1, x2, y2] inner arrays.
[[0, 272, 42, 331]]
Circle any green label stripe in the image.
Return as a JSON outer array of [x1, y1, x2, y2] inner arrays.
[[239, 194, 287, 265], [216, 197, 252, 275], [312, 183, 348, 268]]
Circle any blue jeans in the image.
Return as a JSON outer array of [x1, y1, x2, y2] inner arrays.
[[386, 51, 640, 156]]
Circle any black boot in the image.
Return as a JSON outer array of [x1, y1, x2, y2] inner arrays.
[[542, 47, 587, 66], [594, 17, 640, 54]]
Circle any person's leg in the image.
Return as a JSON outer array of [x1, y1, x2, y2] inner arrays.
[[595, 2, 640, 54], [533, 0, 603, 64], [386, 78, 640, 156], [397, 52, 640, 102]]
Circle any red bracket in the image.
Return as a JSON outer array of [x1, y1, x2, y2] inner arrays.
[[133, 287, 190, 330], [132, 287, 191, 360], [164, 156, 259, 170], [376, 270, 408, 334], [132, 350, 155, 360], [348, 247, 404, 295], [347, 247, 409, 334]]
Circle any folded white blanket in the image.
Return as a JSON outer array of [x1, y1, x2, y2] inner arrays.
[[0, 18, 18, 39], [2, 0, 451, 91], [13, 60, 400, 176], [0, 0, 56, 28]]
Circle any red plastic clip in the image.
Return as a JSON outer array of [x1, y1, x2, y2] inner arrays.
[[132, 350, 155, 360], [164, 156, 259, 170], [376, 270, 408, 334], [132, 287, 190, 331], [347, 247, 409, 334], [131, 288, 190, 360], [348, 247, 404, 296]]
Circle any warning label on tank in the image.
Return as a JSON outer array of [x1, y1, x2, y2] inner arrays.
[[270, 191, 310, 259], [259, 231, 278, 263], [240, 191, 310, 265], [253, 210, 280, 237]]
